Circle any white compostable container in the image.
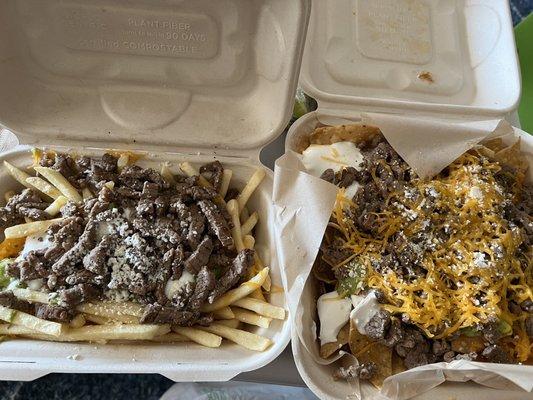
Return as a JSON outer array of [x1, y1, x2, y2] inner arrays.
[[0, 0, 310, 382], [285, 0, 531, 399]]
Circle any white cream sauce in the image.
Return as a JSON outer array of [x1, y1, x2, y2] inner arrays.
[[301, 142, 364, 177], [20, 233, 52, 258], [317, 290, 352, 345], [165, 270, 195, 300]]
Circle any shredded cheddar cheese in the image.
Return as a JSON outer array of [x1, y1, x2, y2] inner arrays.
[[330, 152, 532, 361]]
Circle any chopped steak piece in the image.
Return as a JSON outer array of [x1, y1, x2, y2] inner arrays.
[[319, 169, 335, 184], [0, 291, 34, 314], [186, 186, 218, 201], [65, 269, 101, 286], [481, 318, 504, 344], [187, 204, 206, 249], [60, 201, 82, 218], [0, 188, 47, 222], [199, 161, 224, 192], [83, 235, 113, 276], [140, 304, 197, 325], [333, 362, 377, 381], [198, 200, 234, 248], [35, 304, 72, 323], [184, 236, 213, 274], [60, 283, 100, 307], [188, 266, 215, 311], [195, 313, 214, 326], [208, 249, 254, 303], [482, 345, 511, 363], [51, 224, 97, 276], [364, 310, 391, 341]]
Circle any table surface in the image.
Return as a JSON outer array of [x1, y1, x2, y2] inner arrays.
[[1, 2, 533, 400]]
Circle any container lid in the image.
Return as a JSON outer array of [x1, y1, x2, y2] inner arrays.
[[0, 0, 310, 152], [300, 0, 521, 118]]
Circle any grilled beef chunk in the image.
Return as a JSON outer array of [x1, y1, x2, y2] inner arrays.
[[184, 236, 213, 274], [198, 200, 234, 248], [208, 249, 255, 303], [35, 304, 72, 323]]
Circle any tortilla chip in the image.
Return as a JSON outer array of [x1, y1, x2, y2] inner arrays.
[[451, 335, 485, 353], [494, 139, 528, 183], [392, 351, 406, 375], [313, 257, 337, 285], [320, 323, 350, 358], [483, 138, 506, 152], [349, 318, 374, 355], [0, 238, 25, 259], [309, 124, 382, 148], [349, 319, 393, 388]]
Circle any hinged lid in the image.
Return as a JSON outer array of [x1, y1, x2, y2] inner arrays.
[[0, 0, 310, 152], [300, 0, 521, 118]]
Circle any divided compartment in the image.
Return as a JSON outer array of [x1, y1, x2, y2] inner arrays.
[[0, 145, 290, 381], [0, 0, 310, 381], [285, 111, 533, 399]]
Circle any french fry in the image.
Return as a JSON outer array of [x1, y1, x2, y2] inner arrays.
[[231, 307, 272, 328], [69, 314, 86, 328], [226, 199, 244, 252], [243, 235, 255, 250], [45, 196, 68, 217], [149, 332, 189, 343], [241, 212, 258, 236], [25, 177, 62, 200], [82, 188, 94, 200], [219, 169, 232, 198], [76, 301, 143, 325], [201, 267, 269, 312], [79, 311, 139, 325], [33, 166, 82, 203], [0, 324, 38, 335], [4, 190, 15, 203], [12, 288, 50, 304], [0, 305, 64, 336], [4, 218, 64, 239], [199, 323, 272, 351], [213, 306, 235, 320], [117, 153, 129, 172], [172, 326, 222, 348], [215, 319, 240, 329], [160, 163, 176, 185], [232, 297, 286, 320], [84, 314, 113, 325], [240, 207, 250, 224], [0, 238, 26, 259], [22, 324, 169, 342], [4, 161, 32, 189], [248, 289, 266, 301], [236, 169, 265, 211]]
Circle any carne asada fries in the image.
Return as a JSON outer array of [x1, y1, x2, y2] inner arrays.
[[0, 150, 285, 351]]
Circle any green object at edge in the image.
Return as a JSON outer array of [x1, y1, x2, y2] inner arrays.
[[516, 13, 533, 133]]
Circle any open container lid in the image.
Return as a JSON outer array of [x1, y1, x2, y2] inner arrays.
[[300, 0, 521, 118], [0, 0, 310, 152]]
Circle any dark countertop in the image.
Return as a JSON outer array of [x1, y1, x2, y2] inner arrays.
[[1, 2, 532, 400]]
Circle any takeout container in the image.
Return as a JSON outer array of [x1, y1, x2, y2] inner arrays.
[[284, 0, 531, 399], [0, 0, 311, 381]]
